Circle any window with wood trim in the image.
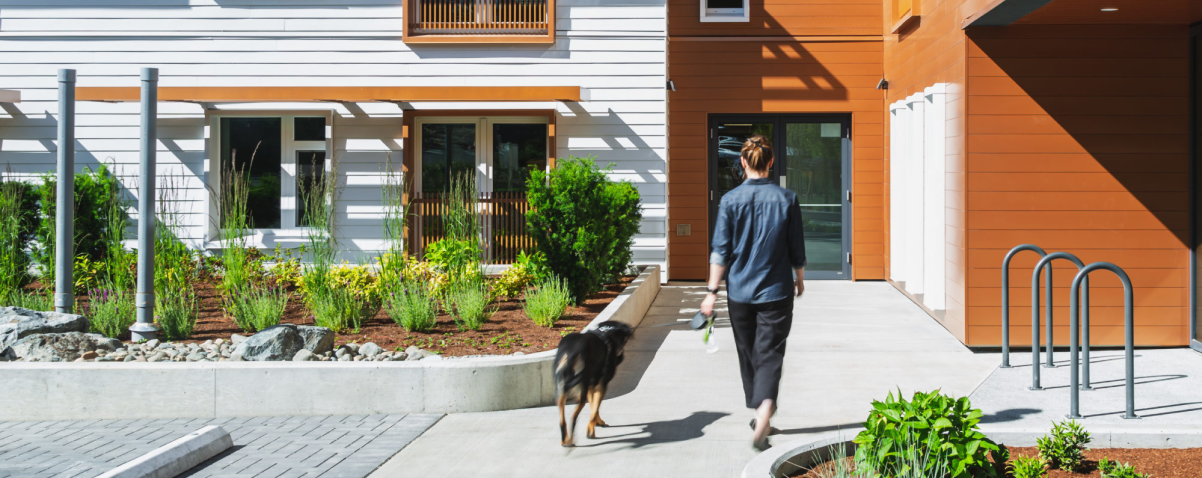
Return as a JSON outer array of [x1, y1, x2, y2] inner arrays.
[[403, 0, 555, 43], [891, 0, 919, 32]]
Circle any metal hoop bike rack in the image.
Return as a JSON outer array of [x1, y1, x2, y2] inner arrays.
[[1069, 262, 1138, 420], [1000, 244, 1050, 368], [1029, 252, 1090, 391]]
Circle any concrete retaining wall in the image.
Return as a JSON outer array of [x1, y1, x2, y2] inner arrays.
[[0, 266, 660, 421]]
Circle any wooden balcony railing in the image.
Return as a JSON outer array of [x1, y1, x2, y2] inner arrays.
[[404, 0, 554, 43], [412, 191, 534, 265]]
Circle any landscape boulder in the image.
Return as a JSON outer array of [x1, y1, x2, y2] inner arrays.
[[231, 324, 304, 361], [9, 332, 120, 362], [0, 307, 89, 350], [296, 325, 335, 355]]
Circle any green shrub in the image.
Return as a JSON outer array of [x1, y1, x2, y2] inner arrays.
[[0, 178, 36, 299], [1008, 456, 1048, 478], [386, 280, 440, 332], [515, 250, 552, 283], [154, 175, 196, 300], [444, 277, 493, 331], [526, 156, 641, 304], [816, 430, 949, 478], [218, 159, 257, 298], [6, 289, 52, 311], [853, 389, 1005, 478], [310, 286, 377, 334], [492, 262, 534, 300], [157, 286, 199, 340], [524, 275, 572, 327], [1036, 419, 1090, 472], [86, 286, 134, 339], [73, 255, 105, 294], [33, 165, 122, 284], [228, 284, 288, 333], [426, 238, 482, 281], [1099, 458, 1148, 478]]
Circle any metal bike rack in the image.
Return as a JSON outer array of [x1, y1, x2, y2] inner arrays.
[[1000, 244, 1050, 368], [1068, 262, 1138, 420], [1029, 252, 1090, 391]]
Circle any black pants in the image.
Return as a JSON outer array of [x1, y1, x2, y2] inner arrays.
[[728, 297, 794, 409]]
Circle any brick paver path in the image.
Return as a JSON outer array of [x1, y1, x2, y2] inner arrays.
[[0, 414, 441, 478]]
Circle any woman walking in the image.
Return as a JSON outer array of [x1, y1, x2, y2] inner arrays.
[[699, 134, 806, 451]]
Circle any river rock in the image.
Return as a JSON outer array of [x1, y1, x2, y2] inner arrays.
[[0, 307, 89, 350], [144, 339, 160, 350], [80, 351, 98, 360], [186, 351, 206, 362], [296, 325, 335, 354], [293, 349, 314, 361], [231, 324, 304, 361], [359, 342, 382, 357], [9, 332, 120, 362]]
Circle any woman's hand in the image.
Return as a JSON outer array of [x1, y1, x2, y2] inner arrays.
[[700, 292, 716, 317], [795, 268, 806, 297]]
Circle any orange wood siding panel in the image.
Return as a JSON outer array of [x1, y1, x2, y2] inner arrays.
[[670, 0, 880, 37], [964, 24, 1191, 347], [666, 40, 885, 281]]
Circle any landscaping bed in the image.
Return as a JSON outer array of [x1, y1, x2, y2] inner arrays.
[[181, 274, 633, 356], [791, 448, 1202, 478]]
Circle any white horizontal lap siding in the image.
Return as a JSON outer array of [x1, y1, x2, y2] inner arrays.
[[0, 0, 668, 270]]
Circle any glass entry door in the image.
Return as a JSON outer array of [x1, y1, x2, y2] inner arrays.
[[709, 115, 851, 279]]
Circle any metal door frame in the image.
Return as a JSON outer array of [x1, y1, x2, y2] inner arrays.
[[707, 114, 853, 280], [1190, 22, 1201, 352]]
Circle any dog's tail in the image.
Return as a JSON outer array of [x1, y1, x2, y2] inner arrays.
[[554, 350, 586, 398]]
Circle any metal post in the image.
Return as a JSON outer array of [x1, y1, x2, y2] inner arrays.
[[1082, 281, 1092, 390], [1031, 251, 1089, 391], [1069, 262, 1137, 419], [1000, 244, 1047, 368], [54, 69, 75, 314], [130, 68, 159, 342]]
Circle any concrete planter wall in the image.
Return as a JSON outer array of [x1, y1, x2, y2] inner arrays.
[[0, 266, 660, 421]]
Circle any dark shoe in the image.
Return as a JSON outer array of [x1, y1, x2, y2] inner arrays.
[[749, 418, 756, 430]]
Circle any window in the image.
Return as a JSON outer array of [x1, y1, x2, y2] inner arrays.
[[214, 114, 331, 232], [415, 117, 549, 194], [891, 0, 919, 32], [403, 0, 555, 43], [701, 0, 749, 23]]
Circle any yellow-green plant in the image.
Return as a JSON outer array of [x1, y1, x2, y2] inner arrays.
[[1098, 459, 1148, 478], [492, 262, 534, 300], [228, 284, 289, 333], [73, 255, 104, 294]]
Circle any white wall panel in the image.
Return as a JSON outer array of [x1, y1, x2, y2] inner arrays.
[[0, 0, 669, 272], [904, 93, 925, 297], [922, 84, 947, 312], [888, 100, 907, 287]]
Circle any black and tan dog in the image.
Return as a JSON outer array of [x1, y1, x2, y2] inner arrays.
[[555, 320, 634, 446]]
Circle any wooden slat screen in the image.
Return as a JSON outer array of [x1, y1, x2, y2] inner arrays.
[[410, 0, 549, 36], [413, 191, 533, 265]]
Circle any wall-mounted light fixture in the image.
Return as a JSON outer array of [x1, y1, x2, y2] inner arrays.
[[667, 79, 676, 91], [1100, 7, 1118, 11], [876, 78, 888, 90]]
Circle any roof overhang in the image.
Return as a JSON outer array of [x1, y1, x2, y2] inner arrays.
[[0, 89, 19, 103], [963, 0, 1054, 28], [75, 86, 581, 103]]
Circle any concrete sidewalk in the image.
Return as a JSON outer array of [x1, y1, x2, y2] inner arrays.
[[371, 281, 998, 478]]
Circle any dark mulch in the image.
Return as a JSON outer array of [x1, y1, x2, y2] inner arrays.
[[790, 447, 1202, 478], [144, 275, 632, 356]]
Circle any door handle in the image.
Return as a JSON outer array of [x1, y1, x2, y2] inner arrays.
[[779, 176, 786, 188]]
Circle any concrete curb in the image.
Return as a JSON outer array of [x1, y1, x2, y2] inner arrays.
[[0, 266, 660, 420], [744, 426, 1202, 478], [97, 425, 232, 478]]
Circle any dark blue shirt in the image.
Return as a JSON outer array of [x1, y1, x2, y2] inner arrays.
[[709, 177, 807, 304]]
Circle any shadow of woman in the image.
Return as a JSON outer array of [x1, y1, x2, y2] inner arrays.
[[575, 411, 729, 449]]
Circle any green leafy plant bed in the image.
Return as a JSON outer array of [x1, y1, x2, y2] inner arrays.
[[143, 273, 635, 356], [793, 448, 1202, 478]]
